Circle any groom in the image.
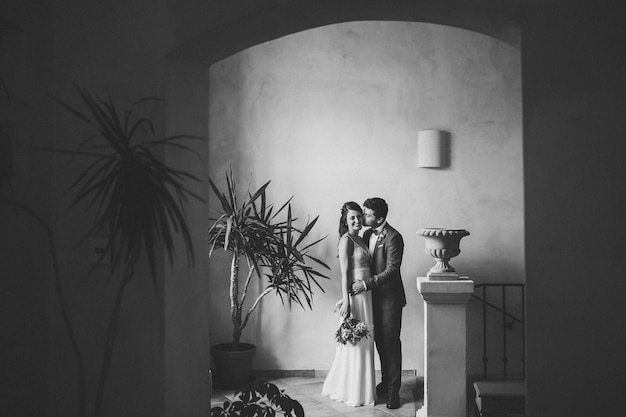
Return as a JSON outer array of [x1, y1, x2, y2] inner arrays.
[[351, 197, 406, 409]]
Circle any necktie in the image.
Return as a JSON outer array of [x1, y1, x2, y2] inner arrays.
[[369, 230, 378, 254]]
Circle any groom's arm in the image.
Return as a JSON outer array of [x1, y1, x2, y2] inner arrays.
[[366, 232, 404, 289]]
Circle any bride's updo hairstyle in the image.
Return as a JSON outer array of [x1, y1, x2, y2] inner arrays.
[[338, 201, 362, 238]]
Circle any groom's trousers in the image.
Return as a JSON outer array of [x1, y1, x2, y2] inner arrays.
[[374, 307, 403, 394]]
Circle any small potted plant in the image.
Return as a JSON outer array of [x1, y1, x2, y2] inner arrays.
[[208, 169, 330, 388], [210, 379, 304, 417]]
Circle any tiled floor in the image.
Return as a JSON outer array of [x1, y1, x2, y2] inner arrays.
[[211, 375, 422, 416]]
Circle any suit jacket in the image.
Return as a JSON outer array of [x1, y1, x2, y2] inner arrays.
[[363, 223, 407, 311]]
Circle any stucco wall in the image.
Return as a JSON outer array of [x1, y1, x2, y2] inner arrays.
[[207, 21, 523, 373]]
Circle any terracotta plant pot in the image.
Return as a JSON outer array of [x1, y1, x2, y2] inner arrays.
[[210, 343, 257, 389], [417, 228, 470, 278]]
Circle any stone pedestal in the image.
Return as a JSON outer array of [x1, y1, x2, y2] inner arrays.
[[417, 276, 474, 417]]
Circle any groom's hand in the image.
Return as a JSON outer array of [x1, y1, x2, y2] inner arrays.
[[350, 281, 366, 295]]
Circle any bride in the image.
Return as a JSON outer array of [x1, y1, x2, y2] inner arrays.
[[321, 201, 377, 406]]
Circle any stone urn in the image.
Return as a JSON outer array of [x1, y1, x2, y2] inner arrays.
[[417, 228, 470, 279]]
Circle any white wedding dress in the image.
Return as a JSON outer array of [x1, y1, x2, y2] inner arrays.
[[321, 235, 377, 406]]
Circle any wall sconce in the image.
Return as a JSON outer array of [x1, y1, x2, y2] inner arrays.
[[418, 130, 449, 168]]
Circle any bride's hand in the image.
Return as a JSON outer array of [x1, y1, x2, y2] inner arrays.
[[339, 301, 350, 318]]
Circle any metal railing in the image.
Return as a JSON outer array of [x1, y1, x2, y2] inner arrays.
[[472, 283, 525, 379]]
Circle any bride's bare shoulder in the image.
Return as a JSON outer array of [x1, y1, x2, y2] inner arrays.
[[338, 233, 355, 248]]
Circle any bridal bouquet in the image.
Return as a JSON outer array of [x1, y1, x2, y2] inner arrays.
[[335, 317, 371, 346]]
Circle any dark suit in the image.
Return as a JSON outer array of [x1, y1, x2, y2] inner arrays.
[[363, 223, 406, 396]]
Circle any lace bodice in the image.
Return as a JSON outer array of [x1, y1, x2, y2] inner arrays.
[[351, 240, 370, 269], [342, 234, 371, 280]]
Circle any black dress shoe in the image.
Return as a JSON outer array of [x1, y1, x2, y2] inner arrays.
[[386, 394, 400, 409], [376, 383, 388, 395]]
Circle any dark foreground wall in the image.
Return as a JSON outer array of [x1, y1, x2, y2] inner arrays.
[[523, 2, 626, 415]]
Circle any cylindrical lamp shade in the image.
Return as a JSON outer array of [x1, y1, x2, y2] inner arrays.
[[418, 130, 449, 168]]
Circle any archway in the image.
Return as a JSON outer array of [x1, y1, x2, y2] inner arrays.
[[164, 4, 522, 416], [170, 1, 520, 67]]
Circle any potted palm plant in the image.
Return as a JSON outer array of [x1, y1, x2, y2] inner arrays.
[[208, 169, 330, 388]]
